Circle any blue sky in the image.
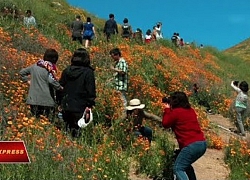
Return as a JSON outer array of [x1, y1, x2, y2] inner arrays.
[[67, 0, 250, 50]]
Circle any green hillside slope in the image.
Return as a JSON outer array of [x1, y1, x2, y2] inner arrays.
[[0, 0, 250, 179], [224, 38, 250, 61]]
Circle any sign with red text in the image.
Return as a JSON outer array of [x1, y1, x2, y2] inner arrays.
[[0, 141, 30, 163]]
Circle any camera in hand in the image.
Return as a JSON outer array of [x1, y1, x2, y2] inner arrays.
[[162, 97, 171, 104], [233, 81, 239, 86]]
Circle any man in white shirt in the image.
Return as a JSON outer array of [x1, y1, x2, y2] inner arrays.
[[23, 10, 36, 27]]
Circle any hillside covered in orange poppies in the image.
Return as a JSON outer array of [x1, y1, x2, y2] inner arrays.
[[0, 0, 250, 179]]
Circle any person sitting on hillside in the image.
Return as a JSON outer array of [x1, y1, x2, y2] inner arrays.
[[83, 17, 96, 48], [126, 99, 161, 144], [121, 18, 132, 39], [23, 10, 36, 27]]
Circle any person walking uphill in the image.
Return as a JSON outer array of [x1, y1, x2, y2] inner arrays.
[[19, 49, 63, 119], [57, 48, 96, 138], [71, 15, 84, 44], [162, 91, 207, 180], [121, 18, 132, 39], [230, 80, 249, 136], [103, 13, 118, 41], [83, 17, 96, 48]]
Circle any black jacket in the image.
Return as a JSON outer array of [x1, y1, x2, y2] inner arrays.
[[57, 65, 96, 112], [103, 19, 118, 34]]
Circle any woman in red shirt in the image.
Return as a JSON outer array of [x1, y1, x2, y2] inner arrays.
[[162, 91, 207, 180]]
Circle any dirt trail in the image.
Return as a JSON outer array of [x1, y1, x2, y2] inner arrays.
[[129, 114, 250, 180], [192, 114, 232, 180]]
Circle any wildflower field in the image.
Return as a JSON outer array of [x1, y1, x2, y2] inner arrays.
[[0, 0, 250, 179]]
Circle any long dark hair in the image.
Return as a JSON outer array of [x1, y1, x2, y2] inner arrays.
[[170, 91, 191, 109], [71, 48, 91, 67]]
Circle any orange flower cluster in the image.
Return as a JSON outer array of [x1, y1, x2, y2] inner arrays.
[[0, 19, 235, 179]]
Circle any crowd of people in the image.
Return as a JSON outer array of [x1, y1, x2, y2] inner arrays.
[[1, 7, 199, 49], [102, 13, 164, 44], [71, 15, 96, 48], [70, 13, 165, 47], [17, 9, 249, 180], [19, 46, 209, 180]]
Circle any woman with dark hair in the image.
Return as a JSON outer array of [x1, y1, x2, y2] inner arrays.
[[83, 17, 96, 48], [19, 48, 63, 118], [57, 48, 96, 138], [162, 91, 207, 180], [231, 80, 249, 136]]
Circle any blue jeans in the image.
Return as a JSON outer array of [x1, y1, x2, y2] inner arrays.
[[174, 141, 207, 180], [134, 126, 153, 143]]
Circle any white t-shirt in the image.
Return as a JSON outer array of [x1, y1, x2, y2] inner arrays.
[[155, 27, 163, 39], [24, 16, 36, 26], [145, 34, 151, 40]]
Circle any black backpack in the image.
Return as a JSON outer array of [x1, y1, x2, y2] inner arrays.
[[171, 35, 177, 43], [122, 24, 131, 37]]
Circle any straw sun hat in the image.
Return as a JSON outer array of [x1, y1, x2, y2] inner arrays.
[[126, 99, 145, 111]]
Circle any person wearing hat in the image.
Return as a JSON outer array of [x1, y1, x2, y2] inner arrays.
[[126, 99, 161, 143], [56, 48, 96, 138], [230, 80, 249, 136]]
